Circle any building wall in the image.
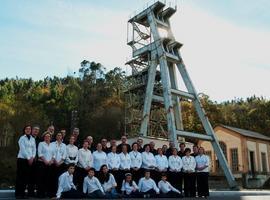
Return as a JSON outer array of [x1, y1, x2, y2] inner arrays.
[[199, 127, 243, 174], [258, 143, 269, 172]]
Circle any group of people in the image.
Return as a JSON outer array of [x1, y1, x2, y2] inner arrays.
[[15, 124, 210, 199]]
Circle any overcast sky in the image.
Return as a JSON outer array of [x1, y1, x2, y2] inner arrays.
[[0, 0, 270, 102]]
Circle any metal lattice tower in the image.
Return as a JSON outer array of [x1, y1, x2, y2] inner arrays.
[[125, 1, 237, 188]]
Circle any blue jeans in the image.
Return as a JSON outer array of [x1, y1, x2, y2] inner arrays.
[[105, 188, 119, 199]]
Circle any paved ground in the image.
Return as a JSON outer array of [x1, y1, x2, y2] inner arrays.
[[1, 190, 270, 200]]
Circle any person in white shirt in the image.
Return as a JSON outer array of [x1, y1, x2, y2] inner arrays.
[[37, 131, 55, 198], [15, 125, 36, 199], [182, 148, 196, 197], [65, 135, 78, 165], [158, 173, 182, 198], [168, 148, 183, 194], [83, 168, 105, 198], [55, 163, 84, 199], [138, 170, 159, 198], [119, 144, 131, 171], [121, 173, 140, 198], [51, 132, 67, 195], [92, 143, 107, 171], [99, 164, 119, 198], [107, 145, 121, 192], [129, 142, 142, 182], [77, 140, 93, 191], [141, 144, 156, 174], [155, 148, 168, 183], [195, 147, 210, 197]]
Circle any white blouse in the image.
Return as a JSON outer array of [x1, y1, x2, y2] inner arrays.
[[17, 135, 36, 160], [195, 154, 210, 172], [65, 144, 79, 164], [129, 151, 142, 168], [158, 180, 180, 194], [51, 141, 67, 162], [155, 155, 168, 171], [141, 152, 156, 169], [38, 141, 55, 162], [121, 180, 138, 195], [78, 148, 93, 169], [182, 156, 196, 172], [138, 177, 159, 193], [119, 152, 131, 170], [107, 152, 120, 169], [102, 173, 117, 192], [92, 151, 107, 171], [168, 155, 183, 172]]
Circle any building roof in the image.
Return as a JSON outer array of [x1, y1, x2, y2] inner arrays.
[[219, 125, 270, 141]]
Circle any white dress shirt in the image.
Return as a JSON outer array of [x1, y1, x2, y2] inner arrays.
[[168, 155, 183, 172], [17, 135, 36, 159], [107, 152, 120, 169], [195, 154, 210, 172], [155, 155, 168, 171], [102, 173, 117, 192], [83, 176, 104, 194], [78, 148, 93, 169], [38, 141, 55, 162], [65, 144, 79, 165], [158, 180, 180, 194], [129, 151, 142, 168], [141, 152, 156, 169], [182, 156, 196, 172], [121, 180, 138, 195], [92, 150, 107, 171], [138, 177, 159, 193], [51, 141, 67, 163], [56, 171, 76, 198], [119, 152, 131, 170]]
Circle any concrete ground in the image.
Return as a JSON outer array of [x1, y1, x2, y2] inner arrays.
[[1, 190, 270, 200]]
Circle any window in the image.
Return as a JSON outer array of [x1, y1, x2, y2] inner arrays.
[[219, 141, 227, 160], [261, 152, 267, 173], [230, 148, 239, 171]]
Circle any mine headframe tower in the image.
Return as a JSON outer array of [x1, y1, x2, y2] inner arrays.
[[125, 1, 238, 189]]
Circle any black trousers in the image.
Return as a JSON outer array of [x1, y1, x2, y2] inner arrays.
[[197, 172, 209, 197], [36, 161, 54, 198], [86, 189, 105, 198], [61, 188, 85, 199], [168, 171, 182, 193], [184, 172, 196, 197], [130, 168, 143, 183], [51, 164, 65, 196], [160, 190, 182, 198], [75, 167, 88, 192], [27, 160, 38, 196], [109, 169, 122, 192], [123, 190, 142, 198], [141, 189, 158, 198], [15, 158, 30, 198]]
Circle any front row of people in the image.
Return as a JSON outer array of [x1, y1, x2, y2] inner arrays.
[[57, 164, 182, 199]]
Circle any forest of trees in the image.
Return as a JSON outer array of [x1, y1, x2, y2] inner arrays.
[[0, 60, 270, 187]]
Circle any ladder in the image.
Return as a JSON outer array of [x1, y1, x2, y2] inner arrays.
[[127, 1, 238, 189]]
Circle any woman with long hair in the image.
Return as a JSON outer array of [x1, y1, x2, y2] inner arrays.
[[99, 164, 119, 199], [15, 125, 36, 199]]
